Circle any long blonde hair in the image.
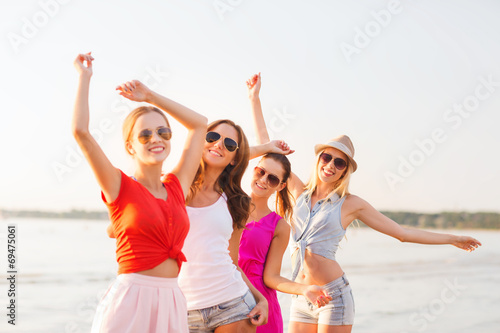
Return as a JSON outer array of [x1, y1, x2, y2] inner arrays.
[[303, 150, 354, 200]]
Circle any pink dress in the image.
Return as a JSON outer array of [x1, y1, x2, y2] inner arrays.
[[239, 212, 283, 333]]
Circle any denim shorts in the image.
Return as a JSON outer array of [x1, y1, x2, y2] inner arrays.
[[290, 274, 355, 326], [187, 289, 256, 332]]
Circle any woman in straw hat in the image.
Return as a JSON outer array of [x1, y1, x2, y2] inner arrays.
[[247, 73, 482, 333]]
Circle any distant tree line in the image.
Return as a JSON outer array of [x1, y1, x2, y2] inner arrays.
[[0, 209, 108, 221], [369, 211, 500, 229], [1, 209, 500, 229]]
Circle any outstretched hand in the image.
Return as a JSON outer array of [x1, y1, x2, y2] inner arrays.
[[74, 52, 94, 77], [268, 140, 295, 155], [453, 236, 482, 252], [116, 80, 152, 103], [246, 72, 261, 99], [303, 285, 332, 308]]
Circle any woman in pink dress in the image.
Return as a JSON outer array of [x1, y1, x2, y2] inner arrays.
[[238, 74, 332, 333]]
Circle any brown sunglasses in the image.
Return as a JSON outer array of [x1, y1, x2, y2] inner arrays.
[[254, 166, 282, 188], [138, 127, 172, 144]]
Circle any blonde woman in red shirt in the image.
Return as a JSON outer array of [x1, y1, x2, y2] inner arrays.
[[72, 53, 207, 333]]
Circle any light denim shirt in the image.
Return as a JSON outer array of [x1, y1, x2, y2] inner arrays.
[[291, 192, 347, 281]]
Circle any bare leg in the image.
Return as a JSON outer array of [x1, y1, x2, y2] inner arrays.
[[318, 324, 352, 333], [215, 318, 256, 333], [288, 321, 318, 333]]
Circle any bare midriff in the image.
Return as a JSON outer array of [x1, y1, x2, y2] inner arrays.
[[135, 258, 179, 278], [293, 248, 344, 286]]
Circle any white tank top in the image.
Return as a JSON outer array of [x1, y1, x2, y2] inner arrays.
[[178, 194, 249, 310]]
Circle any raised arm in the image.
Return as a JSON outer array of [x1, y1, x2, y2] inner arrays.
[[72, 53, 121, 203], [247, 73, 269, 144], [249, 140, 294, 160], [247, 73, 304, 199], [348, 195, 482, 251], [116, 80, 207, 198], [263, 219, 331, 307]]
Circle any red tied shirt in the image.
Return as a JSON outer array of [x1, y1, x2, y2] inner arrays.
[[102, 170, 189, 274]]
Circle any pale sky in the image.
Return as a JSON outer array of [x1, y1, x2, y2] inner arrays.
[[1, 0, 499, 213]]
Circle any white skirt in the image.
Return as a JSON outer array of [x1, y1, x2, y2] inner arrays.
[[91, 273, 188, 333]]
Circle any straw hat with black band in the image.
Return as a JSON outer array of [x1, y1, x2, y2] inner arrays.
[[314, 135, 358, 172]]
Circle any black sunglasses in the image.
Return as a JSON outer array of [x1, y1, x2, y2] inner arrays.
[[319, 153, 347, 171], [138, 127, 172, 144], [206, 131, 239, 152], [254, 166, 282, 188]]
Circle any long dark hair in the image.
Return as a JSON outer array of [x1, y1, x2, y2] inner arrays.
[[261, 153, 294, 221], [187, 119, 252, 229]]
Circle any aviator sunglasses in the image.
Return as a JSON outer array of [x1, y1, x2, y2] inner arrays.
[[205, 131, 239, 152], [254, 166, 282, 188], [319, 152, 347, 171], [138, 127, 172, 144]]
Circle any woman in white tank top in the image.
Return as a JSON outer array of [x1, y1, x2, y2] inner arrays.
[[178, 119, 287, 332]]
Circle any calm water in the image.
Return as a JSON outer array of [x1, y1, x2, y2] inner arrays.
[[0, 218, 499, 333]]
